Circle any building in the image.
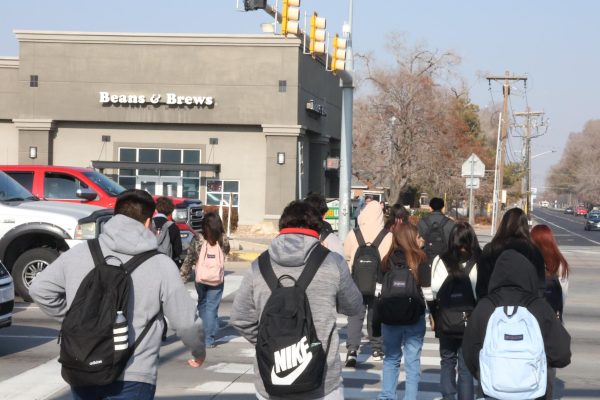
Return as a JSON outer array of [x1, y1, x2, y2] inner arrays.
[[0, 31, 342, 226]]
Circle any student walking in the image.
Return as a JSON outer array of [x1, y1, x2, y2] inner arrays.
[[180, 212, 230, 348], [475, 207, 546, 299], [343, 201, 393, 366], [431, 222, 481, 400], [230, 200, 363, 399], [29, 190, 205, 400], [531, 224, 570, 400], [462, 250, 571, 400], [373, 223, 428, 400], [153, 196, 183, 265], [304, 192, 344, 256]]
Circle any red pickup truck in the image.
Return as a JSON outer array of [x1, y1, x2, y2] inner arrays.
[[0, 165, 202, 253], [576, 205, 588, 217]]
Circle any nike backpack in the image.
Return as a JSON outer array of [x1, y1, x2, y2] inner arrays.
[[255, 245, 333, 396], [351, 228, 388, 295], [59, 239, 162, 387], [377, 262, 425, 325], [434, 259, 476, 337], [479, 294, 547, 400]]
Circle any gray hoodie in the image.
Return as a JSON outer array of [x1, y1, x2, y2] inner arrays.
[[230, 233, 363, 399], [29, 214, 205, 386]]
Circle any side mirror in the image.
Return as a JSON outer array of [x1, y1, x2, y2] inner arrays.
[[76, 188, 97, 201]]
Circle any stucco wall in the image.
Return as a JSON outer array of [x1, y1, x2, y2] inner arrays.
[[0, 121, 18, 164]]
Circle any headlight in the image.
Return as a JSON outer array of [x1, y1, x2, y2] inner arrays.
[[173, 209, 188, 222], [74, 222, 97, 240]]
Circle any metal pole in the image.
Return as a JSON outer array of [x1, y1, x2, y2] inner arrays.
[[491, 113, 502, 235], [469, 157, 474, 226], [338, 0, 353, 240]]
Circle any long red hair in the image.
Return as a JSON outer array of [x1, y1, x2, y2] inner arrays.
[[530, 224, 569, 278]]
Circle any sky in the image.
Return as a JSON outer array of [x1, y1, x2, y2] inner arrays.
[[2, 0, 599, 192]]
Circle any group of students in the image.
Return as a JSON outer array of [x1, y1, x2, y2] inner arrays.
[[27, 188, 571, 400]]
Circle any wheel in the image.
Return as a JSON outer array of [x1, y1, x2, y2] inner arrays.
[[12, 248, 58, 302]]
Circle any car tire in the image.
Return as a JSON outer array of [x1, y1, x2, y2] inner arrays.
[[12, 248, 58, 302]]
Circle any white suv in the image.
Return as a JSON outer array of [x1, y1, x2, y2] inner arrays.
[[0, 171, 112, 302]]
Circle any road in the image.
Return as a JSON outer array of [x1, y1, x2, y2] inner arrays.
[[0, 215, 598, 399]]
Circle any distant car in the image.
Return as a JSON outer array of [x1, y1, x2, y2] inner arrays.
[[0, 261, 14, 329], [576, 205, 588, 216], [540, 201, 549, 208], [584, 212, 600, 231], [564, 207, 574, 215]]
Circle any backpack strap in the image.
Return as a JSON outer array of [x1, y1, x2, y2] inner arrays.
[[354, 227, 367, 247], [128, 304, 164, 359], [297, 245, 331, 290], [88, 239, 105, 267], [371, 229, 388, 249], [464, 258, 476, 276], [123, 250, 162, 275], [258, 251, 280, 292]]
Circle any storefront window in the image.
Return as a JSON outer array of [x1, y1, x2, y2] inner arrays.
[[206, 179, 239, 207], [139, 149, 159, 175]]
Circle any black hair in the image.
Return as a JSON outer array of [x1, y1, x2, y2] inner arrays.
[[429, 197, 445, 211], [440, 222, 482, 276], [114, 189, 156, 224], [155, 196, 175, 216], [384, 203, 410, 230], [490, 207, 532, 253], [279, 200, 323, 232], [304, 192, 329, 216], [202, 212, 225, 247]]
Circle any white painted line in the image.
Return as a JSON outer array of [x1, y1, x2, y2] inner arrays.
[[222, 275, 244, 299], [340, 352, 440, 367], [188, 380, 256, 394], [13, 305, 39, 310], [205, 362, 253, 374], [534, 214, 600, 245], [0, 357, 67, 400], [342, 369, 440, 384], [344, 387, 440, 400], [216, 334, 247, 344]]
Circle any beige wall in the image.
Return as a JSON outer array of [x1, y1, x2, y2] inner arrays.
[[0, 58, 19, 120], [53, 123, 266, 225], [0, 121, 18, 164]]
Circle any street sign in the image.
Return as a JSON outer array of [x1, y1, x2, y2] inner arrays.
[[466, 177, 480, 189], [461, 153, 485, 178]]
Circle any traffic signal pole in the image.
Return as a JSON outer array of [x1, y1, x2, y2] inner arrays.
[[337, 0, 353, 240]]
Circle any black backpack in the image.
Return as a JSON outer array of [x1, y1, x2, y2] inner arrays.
[[544, 275, 563, 320], [351, 228, 388, 295], [421, 217, 450, 286], [256, 245, 333, 396], [58, 239, 162, 387], [319, 221, 335, 242], [434, 258, 477, 337], [377, 262, 425, 325]]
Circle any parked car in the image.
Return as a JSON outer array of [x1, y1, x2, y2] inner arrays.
[[0, 165, 203, 256], [0, 171, 111, 301], [564, 207, 574, 215], [584, 212, 600, 231], [576, 205, 588, 216], [0, 261, 14, 329]]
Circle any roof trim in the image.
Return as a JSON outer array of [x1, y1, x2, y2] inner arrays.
[[0, 57, 19, 68], [13, 30, 302, 47]]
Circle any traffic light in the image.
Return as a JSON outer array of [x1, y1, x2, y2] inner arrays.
[[282, 0, 301, 35], [309, 12, 326, 55], [331, 34, 347, 72], [243, 0, 267, 11]]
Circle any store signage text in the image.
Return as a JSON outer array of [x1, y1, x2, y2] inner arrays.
[[99, 92, 214, 107]]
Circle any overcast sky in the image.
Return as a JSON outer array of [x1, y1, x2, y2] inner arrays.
[[2, 0, 599, 191]]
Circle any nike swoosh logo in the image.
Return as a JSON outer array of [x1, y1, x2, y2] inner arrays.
[[270, 352, 313, 385]]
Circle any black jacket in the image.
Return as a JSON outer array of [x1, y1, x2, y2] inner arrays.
[[462, 250, 571, 384], [476, 238, 546, 299], [153, 216, 183, 262]]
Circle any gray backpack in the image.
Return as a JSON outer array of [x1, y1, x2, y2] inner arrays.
[[156, 220, 174, 258]]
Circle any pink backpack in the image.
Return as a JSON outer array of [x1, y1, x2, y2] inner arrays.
[[195, 241, 224, 286]]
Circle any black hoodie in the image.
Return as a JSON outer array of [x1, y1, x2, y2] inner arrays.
[[462, 250, 571, 384]]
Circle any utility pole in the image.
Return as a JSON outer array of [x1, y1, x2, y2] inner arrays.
[[487, 71, 527, 233], [514, 109, 544, 221]]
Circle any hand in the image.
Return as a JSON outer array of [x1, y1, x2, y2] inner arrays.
[[187, 357, 205, 368], [374, 283, 382, 297]]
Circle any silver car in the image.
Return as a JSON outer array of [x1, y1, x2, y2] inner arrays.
[[0, 260, 14, 328]]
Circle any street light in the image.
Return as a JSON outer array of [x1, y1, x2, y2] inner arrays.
[[532, 149, 557, 160]]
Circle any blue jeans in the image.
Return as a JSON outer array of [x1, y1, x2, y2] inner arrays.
[[195, 281, 224, 346], [71, 381, 156, 400], [378, 315, 426, 400], [439, 336, 473, 400]]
